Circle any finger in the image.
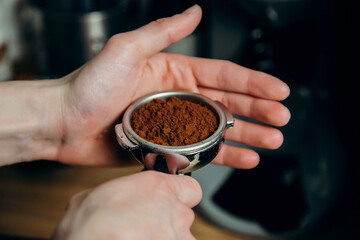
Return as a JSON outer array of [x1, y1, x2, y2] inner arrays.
[[169, 174, 203, 208], [109, 5, 202, 61], [212, 145, 260, 169], [188, 57, 290, 100], [225, 119, 284, 150], [174, 205, 196, 234], [178, 230, 196, 240], [66, 189, 92, 211], [199, 87, 291, 126]]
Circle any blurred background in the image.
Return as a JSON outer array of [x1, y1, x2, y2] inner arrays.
[[0, 0, 358, 239]]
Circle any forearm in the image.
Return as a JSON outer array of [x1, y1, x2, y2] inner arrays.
[[0, 80, 65, 166]]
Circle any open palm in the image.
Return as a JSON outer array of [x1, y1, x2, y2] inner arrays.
[[56, 5, 290, 169]]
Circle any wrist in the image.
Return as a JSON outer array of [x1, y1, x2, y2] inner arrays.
[[0, 79, 66, 165]]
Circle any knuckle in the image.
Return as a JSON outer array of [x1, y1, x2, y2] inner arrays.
[[154, 17, 169, 24], [181, 206, 195, 223], [105, 34, 122, 49], [186, 177, 202, 198], [66, 190, 88, 210], [105, 33, 142, 55], [173, 204, 195, 228], [149, 17, 174, 45], [140, 171, 172, 191]]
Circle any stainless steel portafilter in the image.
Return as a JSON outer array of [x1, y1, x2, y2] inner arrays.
[[115, 91, 234, 174]]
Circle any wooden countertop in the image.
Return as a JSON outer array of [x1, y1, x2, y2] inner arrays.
[[0, 161, 252, 240]]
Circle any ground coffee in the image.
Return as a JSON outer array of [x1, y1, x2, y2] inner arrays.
[[131, 96, 219, 146]]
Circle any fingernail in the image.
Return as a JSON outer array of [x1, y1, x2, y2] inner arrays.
[[183, 4, 200, 15]]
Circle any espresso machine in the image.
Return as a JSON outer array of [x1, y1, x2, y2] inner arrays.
[[25, 0, 139, 77], [193, 0, 358, 238]]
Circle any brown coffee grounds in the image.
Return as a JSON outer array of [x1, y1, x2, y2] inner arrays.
[[131, 96, 219, 146]]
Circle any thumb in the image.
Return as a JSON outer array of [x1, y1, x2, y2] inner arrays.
[[170, 174, 203, 208], [108, 4, 202, 60]]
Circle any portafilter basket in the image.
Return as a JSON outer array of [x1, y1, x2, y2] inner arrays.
[[115, 91, 234, 174]]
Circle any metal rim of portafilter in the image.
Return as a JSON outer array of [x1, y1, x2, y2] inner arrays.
[[115, 91, 234, 174]]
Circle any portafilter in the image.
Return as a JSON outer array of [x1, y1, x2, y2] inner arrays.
[[115, 91, 234, 174]]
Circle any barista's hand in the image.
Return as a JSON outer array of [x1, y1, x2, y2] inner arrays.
[[53, 171, 202, 240], [54, 4, 290, 168]]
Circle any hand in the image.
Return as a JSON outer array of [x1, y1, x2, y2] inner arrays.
[[51, 5, 290, 168], [52, 171, 202, 240]]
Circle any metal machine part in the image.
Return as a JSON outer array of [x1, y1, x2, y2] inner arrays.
[[28, 0, 135, 77]]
